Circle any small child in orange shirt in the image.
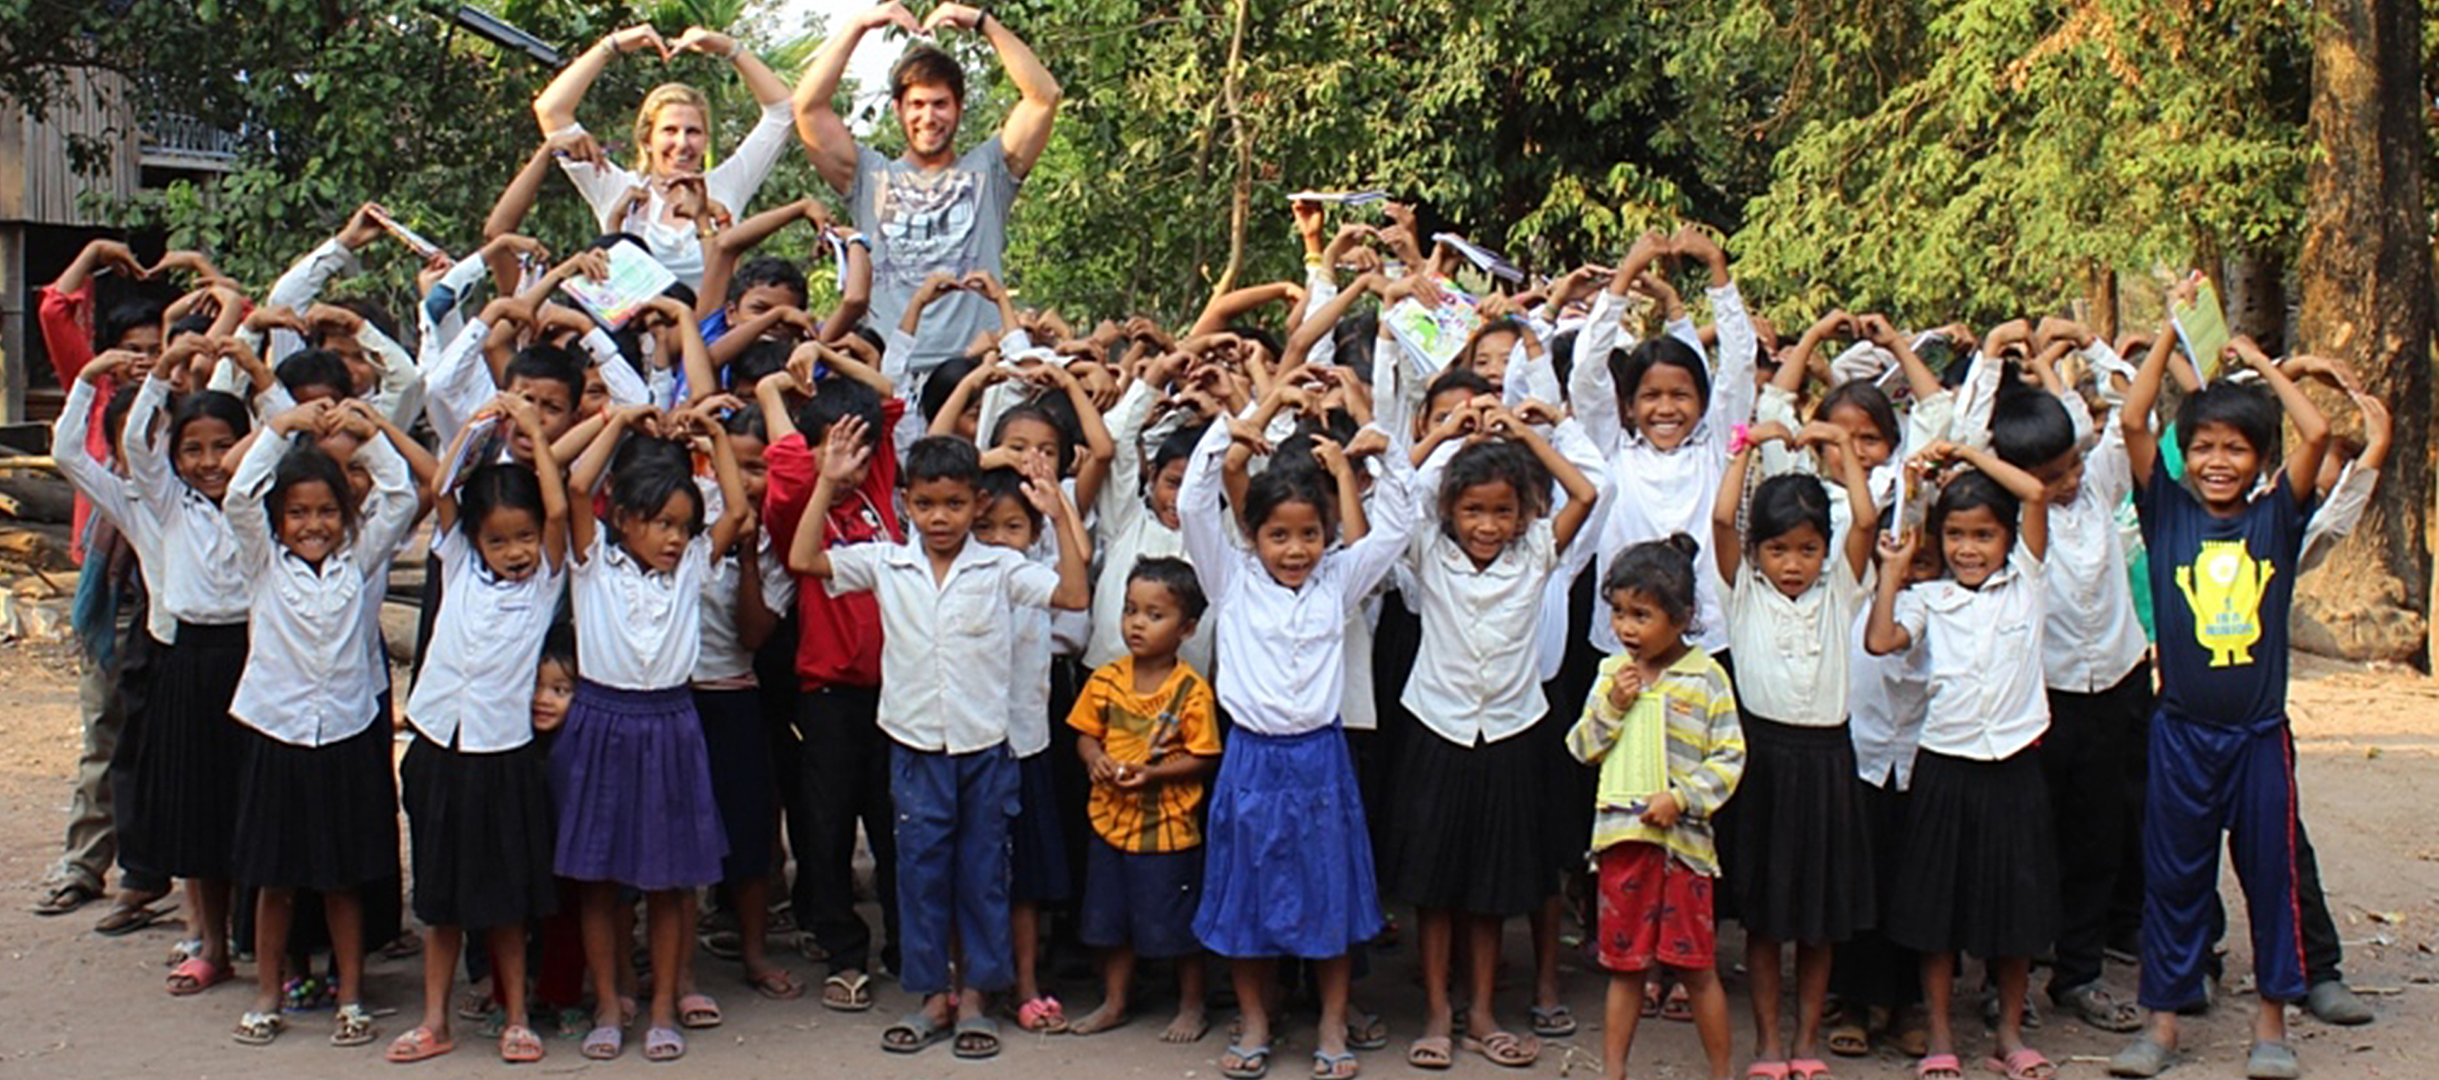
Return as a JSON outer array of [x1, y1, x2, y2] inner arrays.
[[1064, 556, 1222, 1043]]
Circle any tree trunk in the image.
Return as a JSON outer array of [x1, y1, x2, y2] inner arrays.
[[2222, 245, 2288, 351], [1210, 0, 1254, 297], [2293, 0, 2435, 666]]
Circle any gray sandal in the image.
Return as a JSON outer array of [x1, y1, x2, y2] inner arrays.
[[2246, 1042, 2300, 1080], [2054, 982, 2143, 1033], [2107, 1036, 2176, 1078]]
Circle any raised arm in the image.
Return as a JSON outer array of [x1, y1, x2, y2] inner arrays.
[[1938, 441, 2049, 561], [700, 199, 830, 319], [566, 405, 647, 562], [2227, 336, 2329, 507], [793, 2, 919, 194], [1864, 529, 1920, 656], [823, 231, 874, 343], [2120, 321, 2176, 488], [923, 4, 1062, 178], [535, 24, 667, 135], [1189, 281, 1304, 338], [787, 414, 874, 579], [1816, 421, 1881, 578], [1503, 404, 1602, 553]]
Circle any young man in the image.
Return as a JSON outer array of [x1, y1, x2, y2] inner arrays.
[[792, 0, 1061, 374]]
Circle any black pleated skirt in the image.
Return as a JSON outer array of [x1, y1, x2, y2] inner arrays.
[[230, 717, 399, 892], [124, 621, 248, 881], [402, 734, 559, 928], [1716, 715, 1877, 943], [1380, 723, 1556, 917], [1884, 746, 2059, 959]]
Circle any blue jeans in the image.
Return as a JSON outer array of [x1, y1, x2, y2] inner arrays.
[[890, 743, 1018, 996]]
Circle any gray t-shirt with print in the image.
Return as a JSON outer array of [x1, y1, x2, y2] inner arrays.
[[850, 136, 1018, 376]]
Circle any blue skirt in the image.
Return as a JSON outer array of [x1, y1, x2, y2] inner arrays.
[[550, 681, 728, 890], [1010, 751, 1073, 904], [1193, 723, 1382, 959]]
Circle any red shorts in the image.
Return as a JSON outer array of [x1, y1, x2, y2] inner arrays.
[[1596, 842, 1717, 972]]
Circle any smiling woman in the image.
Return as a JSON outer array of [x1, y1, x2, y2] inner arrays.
[[531, 23, 798, 292]]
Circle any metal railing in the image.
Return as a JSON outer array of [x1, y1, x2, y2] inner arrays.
[[141, 111, 241, 162]]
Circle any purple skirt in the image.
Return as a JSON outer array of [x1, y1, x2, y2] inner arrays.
[[550, 680, 728, 890]]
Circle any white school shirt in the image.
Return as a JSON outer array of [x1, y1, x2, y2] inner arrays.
[[1721, 553, 1863, 727], [692, 481, 796, 686], [1007, 549, 1055, 758], [826, 535, 1059, 753], [1401, 510, 1559, 746], [1847, 608, 1928, 790], [1083, 381, 1213, 674], [1891, 547, 2050, 761], [225, 432, 419, 746], [2039, 387, 2147, 694], [1569, 284, 1758, 655], [2300, 462, 2376, 573], [553, 100, 796, 291], [122, 375, 252, 626], [53, 380, 180, 647], [1176, 420, 1417, 737], [258, 238, 427, 426], [1527, 420, 1613, 683], [573, 529, 713, 691], [404, 526, 566, 752]]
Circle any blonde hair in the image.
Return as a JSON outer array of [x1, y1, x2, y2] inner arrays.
[[632, 83, 714, 173]]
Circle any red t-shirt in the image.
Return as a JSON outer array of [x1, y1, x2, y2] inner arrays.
[[762, 398, 906, 691], [37, 284, 107, 559]]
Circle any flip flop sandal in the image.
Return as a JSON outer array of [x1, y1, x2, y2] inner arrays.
[[232, 1010, 285, 1045], [332, 1003, 379, 1047], [642, 1025, 686, 1062], [380, 933, 424, 960], [953, 1016, 1003, 1059], [166, 956, 230, 996], [2245, 1041, 2300, 1080], [1311, 1048, 1360, 1079], [1790, 1057, 1835, 1079], [92, 900, 168, 936], [1017, 994, 1068, 1033], [1406, 1035, 1454, 1070], [580, 1025, 624, 1060], [1662, 982, 1695, 1021], [698, 928, 745, 960], [1221, 1042, 1274, 1079], [1916, 1054, 1964, 1080], [1827, 1022, 1871, 1056], [677, 992, 723, 1029], [882, 1011, 949, 1053], [1749, 1062, 1792, 1079], [2055, 982, 2143, 1033], [385, 1026, 456, 1063], [499, 1023, 545, 1064], [823, 971, 875, 1012], [1642, 980, 1664, 1018], [747, 968, 805, 1001], [1464, 1031, 1541, 1068], [1982, 1047, 2056, 1080], [1529, 1004, 1577, 1038], [1346, 1011, 1389, 1051], [455, 986, 494, 1020], [166, 938, 203, 966], [33, 881, 100, 916]]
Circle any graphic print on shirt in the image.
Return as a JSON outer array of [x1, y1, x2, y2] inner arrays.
[[872, 166, 981, 289], [2174, 538, 2274, 667]]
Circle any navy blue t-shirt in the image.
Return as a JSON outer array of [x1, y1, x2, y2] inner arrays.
[[2137, 472, 2312, 724]]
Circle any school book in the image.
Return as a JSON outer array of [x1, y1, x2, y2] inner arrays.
[[1287, 190, 1389, 205], [2170, 276, 2229, 386], [367, 205, 447, 261], [440, 414, 509, 495], [1382, 286, 1480, 382], [1430, 232, 1525, 283], [559, 240, 676, 330]]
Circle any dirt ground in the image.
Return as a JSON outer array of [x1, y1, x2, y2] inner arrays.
[[0, 643, 2431, 1079]]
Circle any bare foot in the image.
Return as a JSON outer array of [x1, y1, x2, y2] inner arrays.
[[1162, 1006, 1209, 1044], [1069, 1000, 1130, 1036]]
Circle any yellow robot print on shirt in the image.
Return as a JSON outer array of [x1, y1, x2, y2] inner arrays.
[[2174, 539, 2275, 667]]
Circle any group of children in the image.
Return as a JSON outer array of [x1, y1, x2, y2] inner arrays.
[[31, 89, 2390, 1080]]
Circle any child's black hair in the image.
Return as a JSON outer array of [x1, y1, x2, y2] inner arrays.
[[1146, 423, 1208, 491], [1609, 336, 1711, 424], [1435, 439, 1551, 537], [275, 349, 357, 401], [1989, 386, 2080, 471], [903, 434, 982, 488], [605, 441, 705, 537], [1224, 323, 1282, 364], [1423, 368, 1496, 410], [1128, 555, 1208, 621], [457, 461, 547, 540], [919, 353, 982, 425], [96, 296, 165, 353], [1748, 473, 1833, 550], [1602, 532, 1702, 631], [975, 466, 1043, 535], [538, 621, 578, 678], [504, 343, 586, 408], [2174, 380, 2282, 464], [265, 438, 361, 541], [102, 386, 140, 453], [1818, 379, 1901, 449], [729, 338, 792, 390], [728, 256, 807, 307], [314, 298, 397, 347], [720, 404, 768, 443], [166, 311, 215, 344], [1241, 459, 1338, 536], [991, 400, 1079, 475], [1929, 469, 2021, 552], [168, 389, 253, 452], [1547, 328, 1581, 386], [798, 377, 885, 448], [1333, 311, 1378, 379]]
